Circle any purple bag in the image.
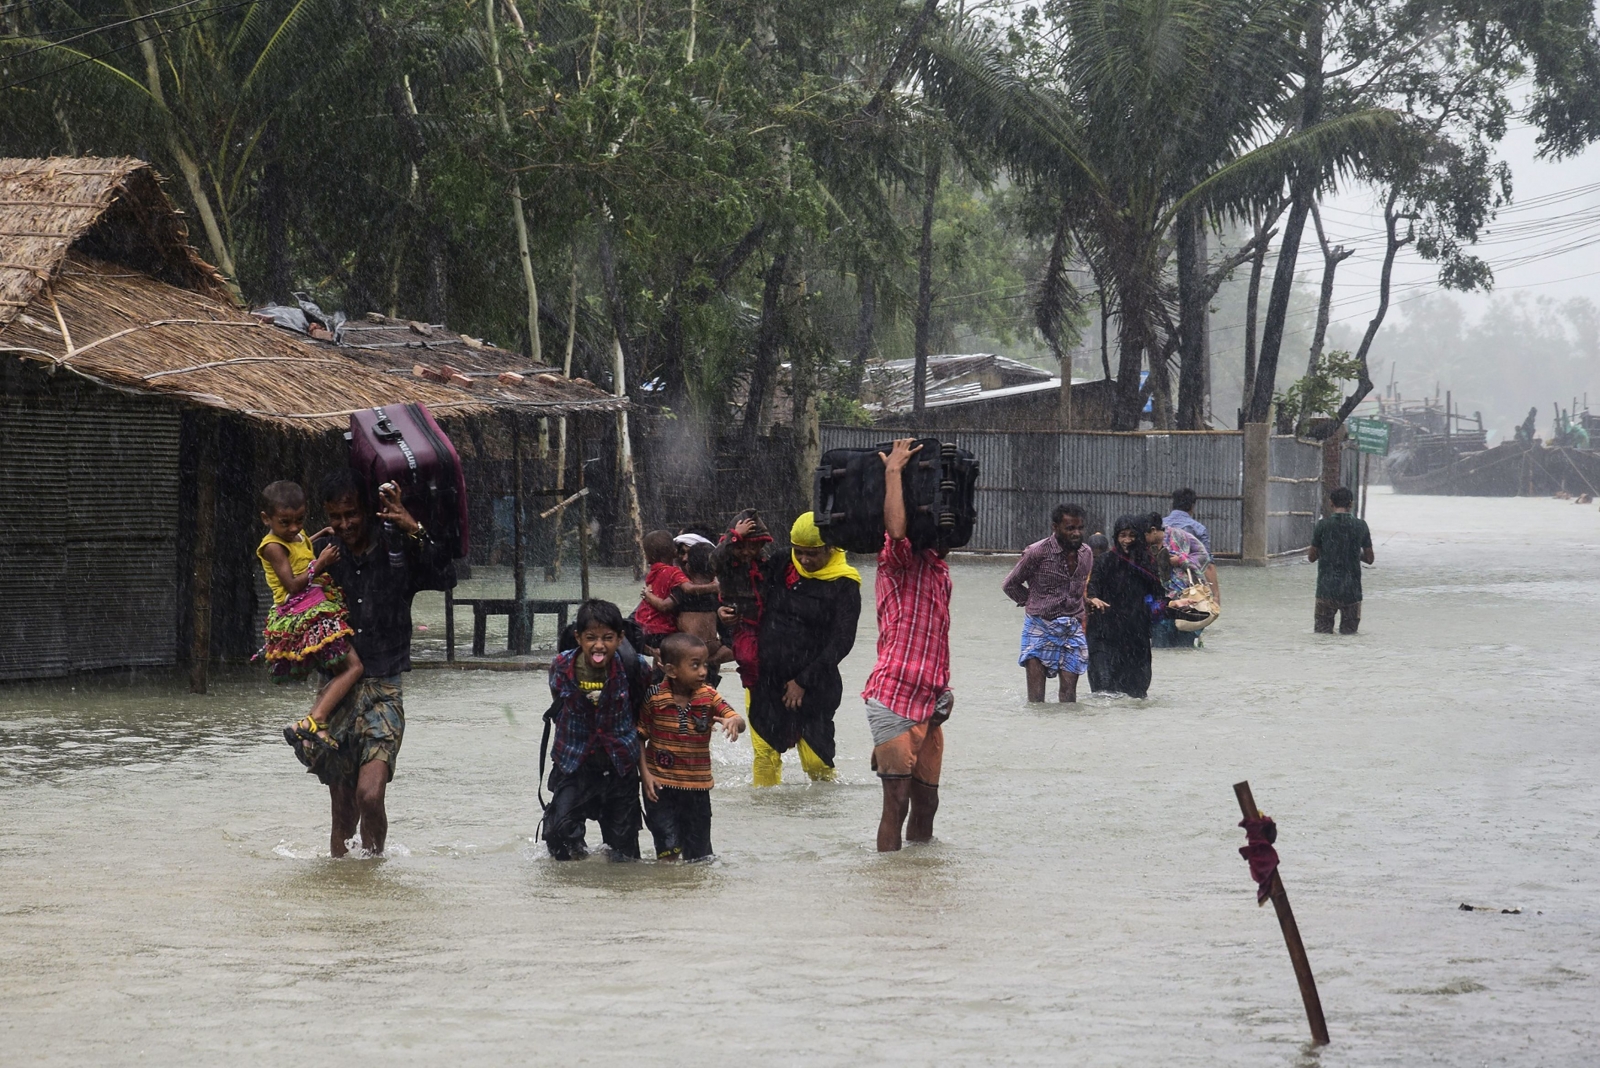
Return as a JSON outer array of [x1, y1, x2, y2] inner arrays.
[[347, 403, 470, 558]]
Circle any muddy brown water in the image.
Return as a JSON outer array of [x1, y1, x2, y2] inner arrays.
[[2, 489, 1597, 1064]]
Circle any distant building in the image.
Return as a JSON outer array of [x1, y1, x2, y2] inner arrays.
[[864, 354, 1116, 431]]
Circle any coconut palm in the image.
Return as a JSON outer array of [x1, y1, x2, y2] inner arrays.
[[922, 0, 1408, 428]]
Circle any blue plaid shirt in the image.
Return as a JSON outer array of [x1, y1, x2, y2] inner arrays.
[[547, 649, 641, 775]]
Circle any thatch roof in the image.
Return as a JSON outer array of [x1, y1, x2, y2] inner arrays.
[[0, 156, 623, 430], [0, 156, 230, 320]]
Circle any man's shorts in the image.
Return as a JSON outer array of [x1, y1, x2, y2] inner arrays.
[[1018, 614, 1088, 677], [315, 675, 404, 786], [866, 694, 950, 787], [1313, 598, 1361, 635]]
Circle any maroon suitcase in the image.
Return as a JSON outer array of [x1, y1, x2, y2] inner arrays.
[[347, 403, 470, 559]]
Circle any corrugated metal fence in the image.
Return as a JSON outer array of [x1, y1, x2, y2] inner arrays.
[[819, 425, 1325, 556], [1269, 433, 1325, 555], [1, 397, 181, 679]]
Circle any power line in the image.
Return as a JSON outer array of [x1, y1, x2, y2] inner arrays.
[[0, 0, 259, 92], [0, 0, 207, 63]]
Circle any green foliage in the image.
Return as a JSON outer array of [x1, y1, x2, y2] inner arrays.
[[1276, 350, 1366, 433], [2, 0, 1596, 437]]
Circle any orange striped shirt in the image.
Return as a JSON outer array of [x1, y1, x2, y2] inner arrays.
[[638, 684, 739, 790]]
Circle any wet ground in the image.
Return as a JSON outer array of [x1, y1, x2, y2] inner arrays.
[[2, 489, 1597, 1065]]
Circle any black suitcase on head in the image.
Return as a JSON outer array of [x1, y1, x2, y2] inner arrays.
[[813, 438, 978, 554]]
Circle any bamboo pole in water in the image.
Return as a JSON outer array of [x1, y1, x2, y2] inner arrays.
[[1234, 780, 1330, 1046]]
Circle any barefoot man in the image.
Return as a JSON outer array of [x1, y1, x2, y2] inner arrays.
[[864, 439, 953, 852], [1002, 503, 1091, 703], [312, 470, 455, 856]]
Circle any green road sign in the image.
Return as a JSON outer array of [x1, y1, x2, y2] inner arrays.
[[1348, 416, 1390, 455]]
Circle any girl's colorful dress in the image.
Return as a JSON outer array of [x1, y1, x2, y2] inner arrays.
[[257, 532, 354, 680]]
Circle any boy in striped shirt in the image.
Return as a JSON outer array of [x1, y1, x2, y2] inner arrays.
[[639, 632, 745, 860]]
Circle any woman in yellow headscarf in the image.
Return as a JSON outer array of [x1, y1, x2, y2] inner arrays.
[[747, 512, 862, 786]]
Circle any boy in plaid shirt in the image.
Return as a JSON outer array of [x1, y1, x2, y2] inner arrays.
[[542, 600, 650, 860]]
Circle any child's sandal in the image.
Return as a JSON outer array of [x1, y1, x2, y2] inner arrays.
[[286, 715, 339, 751]]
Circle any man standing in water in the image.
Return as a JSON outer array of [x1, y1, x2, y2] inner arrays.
[[865, 439, 953, 852], [1308, 486, 1373, 634], [314, 470, 456, 855], [1002, 504, 1091, 703]]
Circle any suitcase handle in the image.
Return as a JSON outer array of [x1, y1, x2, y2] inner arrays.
[[372, 407, 402, 442]]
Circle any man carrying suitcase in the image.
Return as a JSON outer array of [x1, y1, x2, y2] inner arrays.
[[313, 470, 456, 856], [864, 439, 954, 852]]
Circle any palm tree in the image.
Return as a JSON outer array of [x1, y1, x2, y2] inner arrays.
[[923, 0, 1405, 428]]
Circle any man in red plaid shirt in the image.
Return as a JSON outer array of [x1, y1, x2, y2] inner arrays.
[[863, 438, 954, 851]]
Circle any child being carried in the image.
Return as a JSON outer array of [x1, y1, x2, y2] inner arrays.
[[255, 480, 364, 759], [635, 528, 717, 654]]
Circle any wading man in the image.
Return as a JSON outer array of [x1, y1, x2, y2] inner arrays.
[[1308, 486, 1373, 634], [313, 470, 455, 856], [864, 439, 953, 852], [1002, 504, 1091, 703]]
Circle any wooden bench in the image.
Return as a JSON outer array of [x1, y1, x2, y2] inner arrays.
[[446, 595, 581, 658]]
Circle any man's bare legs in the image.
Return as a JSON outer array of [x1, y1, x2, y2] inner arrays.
[[878, 778, 911, 852], [1027, 659, 1079, 703], [906, 781, 939, 842], [878, 778, 940, 850], [1025, 658, 1047, 703], [326, 759, 390, 857]]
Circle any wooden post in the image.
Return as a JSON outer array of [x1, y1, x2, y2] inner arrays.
[[511, 417, 529, 653], [1234, 780, 1330, 1046], [1241, 422, 1269, 565], [445, 588, 456, 662], [1360, 452, 1371, 519], [188, 417, 218, 694]]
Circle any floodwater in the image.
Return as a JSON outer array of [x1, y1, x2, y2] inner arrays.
[[2, 489, 1597, 1065]]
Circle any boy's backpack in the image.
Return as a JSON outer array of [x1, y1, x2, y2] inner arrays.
[[813, 438, 979, 554], [536, 621, 655, 812]]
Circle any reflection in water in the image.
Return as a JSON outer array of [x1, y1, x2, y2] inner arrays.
[[3, 491, 1600, 1064]]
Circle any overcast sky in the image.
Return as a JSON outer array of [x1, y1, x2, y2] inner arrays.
[[1316, 115, 1600, 331]]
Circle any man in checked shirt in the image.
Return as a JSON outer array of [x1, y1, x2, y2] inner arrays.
[[863, 438, 955, 852]]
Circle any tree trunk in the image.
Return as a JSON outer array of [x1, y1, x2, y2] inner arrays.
[[913, 149, 941, 412], [594, 212, 639, 394], [1247, 1, 1324, 423], [1111, 293, 1149, 430], [486, 0, 542, 361], [126, 3, 238, 291], [1305, 204, 1353, 378], [1242, 231, 1267, 422], [1099, 285, 1112, 380], [742, 252, 788, 439], [1037, 215, 1075, 429], [363, 8, 448, 324], [1175, 209, 1207, 429], [846, 272, 875, 396], [1327, 188, 1408, 429], [260, 127, 290, 302]]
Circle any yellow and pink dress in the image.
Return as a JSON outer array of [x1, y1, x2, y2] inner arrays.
[[257, 532, 354, 680]]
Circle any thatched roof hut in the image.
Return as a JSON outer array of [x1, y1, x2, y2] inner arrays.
[[0, 157, 621, 430], [0, 157, 622, 682]]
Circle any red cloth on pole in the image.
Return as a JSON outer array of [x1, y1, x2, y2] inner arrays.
[[1238, 815, 1279, 905]]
